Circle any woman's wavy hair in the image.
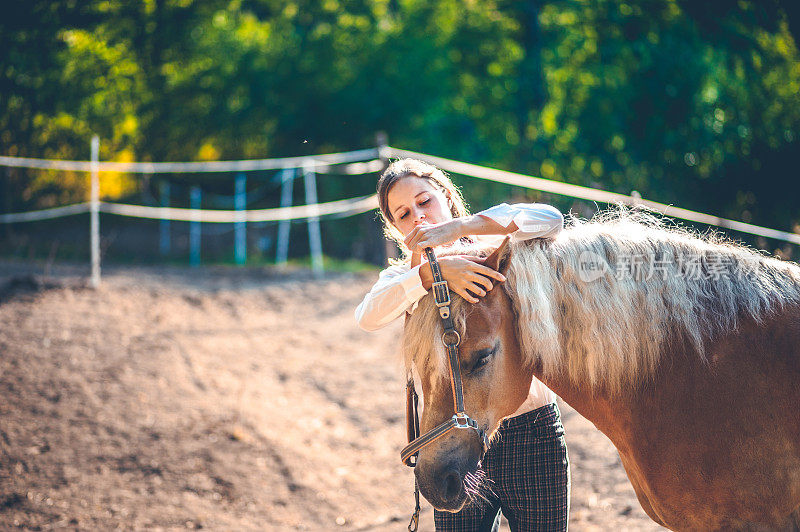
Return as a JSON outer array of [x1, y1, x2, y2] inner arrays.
[[376, 158, 469, 259]]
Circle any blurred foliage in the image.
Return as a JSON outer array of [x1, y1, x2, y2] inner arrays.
[[1, 0, 799, 256]]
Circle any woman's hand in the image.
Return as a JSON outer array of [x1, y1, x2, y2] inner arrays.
[[404, 214, 518, 253], [419, 255, 506, 304], [404, 219, 466, 254], [410, 250, 422, 269]]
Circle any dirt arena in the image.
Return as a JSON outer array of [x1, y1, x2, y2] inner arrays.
[[0, 261, 661, 531]]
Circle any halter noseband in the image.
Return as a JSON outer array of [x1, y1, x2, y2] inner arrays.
[[400, 247, 490, 467]]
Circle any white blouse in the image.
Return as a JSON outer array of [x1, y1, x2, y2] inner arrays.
[[355, 203, 564, 414]]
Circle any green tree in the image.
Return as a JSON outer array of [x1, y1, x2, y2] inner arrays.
[[2, 0, 798, 257]]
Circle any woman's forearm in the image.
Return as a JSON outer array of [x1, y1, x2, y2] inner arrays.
[[460, 213, 519, 237], [472, 203, 563, 241], [404, 204, 560, 254]]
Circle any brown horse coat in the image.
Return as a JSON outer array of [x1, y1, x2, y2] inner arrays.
[[403, 211, 800, 530]]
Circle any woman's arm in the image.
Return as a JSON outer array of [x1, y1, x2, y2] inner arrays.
[[357, 204, 562, 330], [355, 252, 509, 331], [354, 264, 428, 331], [404, 203, 563, 251], [475, 202, 563, 241]]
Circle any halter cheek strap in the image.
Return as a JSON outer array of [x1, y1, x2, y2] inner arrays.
[[401, 248, 489, 531], [400, 248, 490, 467]]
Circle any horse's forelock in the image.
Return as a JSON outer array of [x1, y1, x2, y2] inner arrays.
[[402, 243, 492, 388]]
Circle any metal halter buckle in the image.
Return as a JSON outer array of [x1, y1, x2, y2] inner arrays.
[[431, 280, 451, 318], [432, 280, 451, 305], [453, 413, 471, 429]]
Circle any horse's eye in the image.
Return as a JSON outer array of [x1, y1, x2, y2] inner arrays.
[[474, 355, 490, 371], [471, 345, 497, 373]]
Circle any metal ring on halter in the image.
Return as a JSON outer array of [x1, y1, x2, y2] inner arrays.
[[442, 329, 460, 347]]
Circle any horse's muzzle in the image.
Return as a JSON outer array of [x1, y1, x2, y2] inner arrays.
[[414, 433, 485, 513], [415, 460, 469, 512]]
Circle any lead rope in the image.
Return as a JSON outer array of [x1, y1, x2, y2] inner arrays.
[[409, 478, 421, 531], [406, 373, 421, 531]]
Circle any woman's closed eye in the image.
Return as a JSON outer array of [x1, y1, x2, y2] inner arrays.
[[398, 198, 429, 220]]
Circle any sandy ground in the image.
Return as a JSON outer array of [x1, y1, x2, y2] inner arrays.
[[0, 260, 662, 531]]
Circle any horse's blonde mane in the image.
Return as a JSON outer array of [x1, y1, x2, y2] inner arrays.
[[404, 208, 800, 393]]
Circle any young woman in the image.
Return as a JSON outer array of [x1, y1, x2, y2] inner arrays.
[[355, 158, 570, 531]]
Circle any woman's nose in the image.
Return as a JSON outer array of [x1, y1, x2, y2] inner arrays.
[[413, 212, 426, 225]]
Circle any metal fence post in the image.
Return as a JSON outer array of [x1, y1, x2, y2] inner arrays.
[[190, 186, 201, 267], [159, 181, 170, 256], [90, 135, 100, 288], [303, 160, 323, 275], [235, 173, 246, 265], [276, 168, 294, 267]]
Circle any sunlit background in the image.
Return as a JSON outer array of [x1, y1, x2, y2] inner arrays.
[[2, 0, 799, 266]]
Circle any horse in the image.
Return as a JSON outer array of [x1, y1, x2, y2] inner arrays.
[[402, 209, 800, 531]]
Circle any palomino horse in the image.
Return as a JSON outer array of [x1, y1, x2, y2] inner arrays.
[[403, 210, 800, 531]]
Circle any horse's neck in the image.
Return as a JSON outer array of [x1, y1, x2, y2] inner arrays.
[[537, 372, 633, 440]]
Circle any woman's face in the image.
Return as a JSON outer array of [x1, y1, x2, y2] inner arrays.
[[386, 175, 453, 237]]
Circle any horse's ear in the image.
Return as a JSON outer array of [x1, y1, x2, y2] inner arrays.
[[485, 236, 511, 276]]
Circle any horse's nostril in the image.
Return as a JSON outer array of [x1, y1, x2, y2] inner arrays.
[[442, 469, 463, 502]]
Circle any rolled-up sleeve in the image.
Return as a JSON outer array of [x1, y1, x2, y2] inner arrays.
[[477, 203, 563, 241], [354, 264, 428, 331]]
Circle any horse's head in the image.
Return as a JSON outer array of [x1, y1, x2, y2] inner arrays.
[[403, 238, 533, 512]]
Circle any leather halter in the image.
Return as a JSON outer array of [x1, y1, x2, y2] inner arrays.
[[401, 249, 491, 530]]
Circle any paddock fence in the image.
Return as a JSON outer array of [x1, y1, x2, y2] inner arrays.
[[2, 138, 798, 287]]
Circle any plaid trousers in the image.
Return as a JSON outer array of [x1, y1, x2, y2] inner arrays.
[[433, 403, 570, 532]]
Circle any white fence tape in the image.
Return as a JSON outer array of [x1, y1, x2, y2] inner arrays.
[[0, 148, 379, 173], [305, 159, 385, 176], [0, 202, 91, 223], [389, 148, 800, 246], [0, 195, 378, 224], [389, 148, 632, 204], [2, 146, 798, 245], [99, 195, 378, 222], [335, 159, 385, 175]]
